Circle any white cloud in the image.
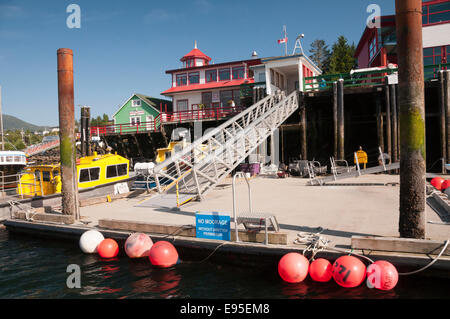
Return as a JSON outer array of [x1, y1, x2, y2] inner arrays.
[[0, 5, 22, 18], [143, 8, 182, 23]]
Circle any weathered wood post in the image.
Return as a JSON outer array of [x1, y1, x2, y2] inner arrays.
[[385, 80, 392, 161], [337, 79, 345, 160], [396, 0, 426, 239], [299, 92, 307, 160], [85, 106, 90, 156], [376, 95, 384, 152], [446, 70, 450, 164], [439, 70, 447, 172], [333, 81, 338, 159], [390, 84, 398, 164], [57, 48, 79, 221]]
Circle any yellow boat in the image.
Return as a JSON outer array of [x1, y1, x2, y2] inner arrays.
[[155, 140, 208, 165], [17, 152, 129, 197]]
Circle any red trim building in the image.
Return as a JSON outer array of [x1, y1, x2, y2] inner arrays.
[[161, 44, 261, 118], [355, 0, 450, 69]]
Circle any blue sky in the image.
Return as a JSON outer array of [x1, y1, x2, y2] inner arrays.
[[0, 0, 395, 127]]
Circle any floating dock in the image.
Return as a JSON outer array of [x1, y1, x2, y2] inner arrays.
[[3, 174, 450, 278]]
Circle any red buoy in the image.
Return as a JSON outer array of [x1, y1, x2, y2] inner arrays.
[[278, 253, 309, 283], [149, 241, 179, 268], [366, 260, 398, 291], [431, 177, 444, 190], [124, 233, 153, 258], [332, 256, 366, 288], [97, 238, 119, 258], [441, 180, 450, 191], [309, 258, 333, 282]]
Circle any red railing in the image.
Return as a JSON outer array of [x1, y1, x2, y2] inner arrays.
[[90, 105, 245, 136], [159, 105, 245, 124], [90, 115, 161, 136]]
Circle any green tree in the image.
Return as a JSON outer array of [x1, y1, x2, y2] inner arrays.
[[309, 39, 331, 73], [328, 36, 356, 74]]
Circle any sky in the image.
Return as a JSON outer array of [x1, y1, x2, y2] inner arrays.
[[0, 0, 396, 127]]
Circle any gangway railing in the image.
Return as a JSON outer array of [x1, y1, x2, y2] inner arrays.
[[145, 90, 299, 206], [24, 139, 60, 156]]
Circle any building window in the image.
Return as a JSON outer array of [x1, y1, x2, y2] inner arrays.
[[201, 92, 212, 108], [369, 36, 378, 61], [423, 2, 450, 25], [424, 46, 442, 65], [177, 99, 189, 112], [205, 69, 217, 82], [130, 116, 141, 126], [220, 90, 233, 107], [185, 59, 195, 68], [232, 66, 245, 79], [270, 70, 274, 85], [176, 73, 187, 86], [219, 68, 230, 81], [131, 99, 141, 107], [189, 72, 199, 84], [106, 164, 128, 179], [258, 72, 266, 82], [79, 167, 100, 183]]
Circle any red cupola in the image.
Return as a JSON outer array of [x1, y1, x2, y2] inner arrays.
[[180, 41, 211, 68]]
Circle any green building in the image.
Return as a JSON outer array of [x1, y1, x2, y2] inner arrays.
[[112, 93, 172, 133]]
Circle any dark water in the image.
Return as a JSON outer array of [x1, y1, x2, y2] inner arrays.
[[1, 229, 450, 299]]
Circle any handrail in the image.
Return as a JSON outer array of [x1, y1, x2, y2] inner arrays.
[[304, 63, 450, 92], [151, 94, 274, 174]]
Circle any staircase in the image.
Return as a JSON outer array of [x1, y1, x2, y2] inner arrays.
[[140, 91, 299, 209]]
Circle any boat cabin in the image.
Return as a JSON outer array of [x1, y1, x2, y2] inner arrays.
[[17, 152, 130, 197]]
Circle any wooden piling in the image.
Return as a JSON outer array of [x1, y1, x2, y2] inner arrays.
[[396, 0, 426, 239], [333, 82, 338, 159], [299, 93, 307, 160], [80, 106, 90, 157], [385, 82, 392, 160], [446, 70, 450, 164], [390, 84, 398, 163], [376, 96, 384, 152], [57, 48, 79, 220], [337, 79, 345, 160], [439, 70, 447, 171]]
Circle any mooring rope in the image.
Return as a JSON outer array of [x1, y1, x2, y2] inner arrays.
[[397, 239, 449, 276], [293, 230, 450, 276]]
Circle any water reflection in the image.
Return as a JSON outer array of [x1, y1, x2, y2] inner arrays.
[[1, 230, 450, 299]]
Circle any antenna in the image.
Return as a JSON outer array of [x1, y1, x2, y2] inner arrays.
[[292, 34, 305, 55]]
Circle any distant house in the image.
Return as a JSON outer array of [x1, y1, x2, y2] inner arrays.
[[112, 93, 172, 133]]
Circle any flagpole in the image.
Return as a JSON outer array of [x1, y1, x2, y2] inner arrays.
[[283, 25, 287, 56]]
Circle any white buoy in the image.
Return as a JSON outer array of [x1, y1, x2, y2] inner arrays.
[[124, 233, 153, 258], [79, 230, 104, 254]]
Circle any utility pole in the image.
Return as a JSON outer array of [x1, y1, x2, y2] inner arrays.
[[396, 0, 426, 238], [57, 48, 79, 221]]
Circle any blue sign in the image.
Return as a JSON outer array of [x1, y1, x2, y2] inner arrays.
[[195, 212, 230, 241]]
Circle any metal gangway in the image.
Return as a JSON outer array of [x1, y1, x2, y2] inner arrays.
[[139, 91, 299, 209], [24, 138, 60, 157]]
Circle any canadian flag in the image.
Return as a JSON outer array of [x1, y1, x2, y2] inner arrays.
[[277, 37, 287, 44]]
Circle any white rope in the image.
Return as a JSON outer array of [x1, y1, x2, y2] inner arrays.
[[398, 239, 449, 276], [293, 230, 449, 276]]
